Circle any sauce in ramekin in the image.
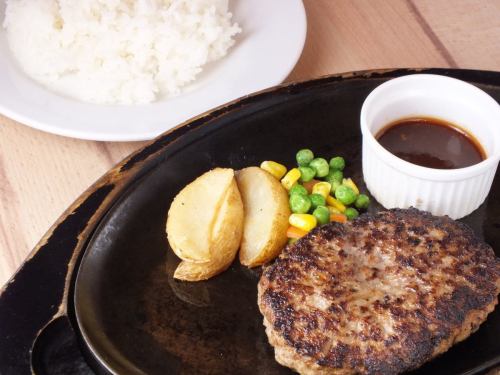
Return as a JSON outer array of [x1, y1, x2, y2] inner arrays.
[[376, 117, 486, 169]]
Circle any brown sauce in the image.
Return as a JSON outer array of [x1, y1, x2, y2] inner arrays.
[[376, 117, 485, 169]]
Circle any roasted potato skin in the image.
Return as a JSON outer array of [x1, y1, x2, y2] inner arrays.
[[166, 168, 234, 263], [236, 167, 290, 267], [167, 165, 289, 280], [173, 176, 244, 281]]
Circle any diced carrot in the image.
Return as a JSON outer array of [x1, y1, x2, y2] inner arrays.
[[303, 179, 321, 194], [286, 226, 308, 239], [330, 213, 347, 223]]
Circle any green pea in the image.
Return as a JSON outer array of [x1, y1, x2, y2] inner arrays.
[[330, 180, 341, 194], [355, 194, 370, 210], [325, 170, 343, 185], [345, 207, 359, 220], [335, 185, 357, 205], [289, 184, 308, 197], [296, 149, 314, 167], [299, 166, 316, 182], [313, 206, 330, 225], [309, 194, 326, 209], [309, 158, 329, 178], [289, 193, 312, 214], [329, 156, 345, 171]]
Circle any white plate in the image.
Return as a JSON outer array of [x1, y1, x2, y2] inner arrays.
[[0, 0, 306, 141]]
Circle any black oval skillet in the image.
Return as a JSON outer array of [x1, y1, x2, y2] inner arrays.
[[0, 68, 499, 375]]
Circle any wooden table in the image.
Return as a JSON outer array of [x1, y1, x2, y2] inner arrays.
[[1, 0, 500, 287]]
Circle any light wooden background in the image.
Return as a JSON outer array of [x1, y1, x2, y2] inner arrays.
[[1, 0, 500, 287]]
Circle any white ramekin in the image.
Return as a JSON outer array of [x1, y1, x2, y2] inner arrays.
[[360, 74, 500, 219]]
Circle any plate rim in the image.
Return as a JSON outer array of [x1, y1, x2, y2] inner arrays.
[[0, 0, 307, 141]]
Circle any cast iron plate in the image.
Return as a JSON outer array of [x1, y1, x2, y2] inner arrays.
[[73, 69, 500, 375], [1, 69, 499, 375]]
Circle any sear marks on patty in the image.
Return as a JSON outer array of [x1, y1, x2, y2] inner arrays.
[[258, 208, 500, 375]]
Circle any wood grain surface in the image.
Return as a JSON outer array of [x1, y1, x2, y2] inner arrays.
[[1, 0, 500, 287]]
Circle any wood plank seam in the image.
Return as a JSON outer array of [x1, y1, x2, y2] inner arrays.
[[0, 156, 28, 270], [406, 0, 459, 68], [95, 142, 116, 168]]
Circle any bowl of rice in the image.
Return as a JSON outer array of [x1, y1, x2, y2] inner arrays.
[[0, 0, 306, 140], [4, 0, 241, 105]]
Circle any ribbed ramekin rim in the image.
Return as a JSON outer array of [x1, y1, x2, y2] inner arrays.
[[360, 74, 500, 182]]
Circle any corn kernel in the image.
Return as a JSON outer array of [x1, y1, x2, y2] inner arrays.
[[326, 195, 346, 212], [260, 161, 287, 180], [342, 178, 360, 195], [289, 213, 317, 232], [281, 168, 301, 190], [312, 181, 331, 198], [327, 205, 341, 215]]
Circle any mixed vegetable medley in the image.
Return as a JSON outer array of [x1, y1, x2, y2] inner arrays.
[[260, 149, 370, 241]]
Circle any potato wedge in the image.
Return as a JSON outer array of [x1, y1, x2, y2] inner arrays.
[[236, 167, 291, 267], [174, 178, 244, 281], [166, 168, 235, 263]]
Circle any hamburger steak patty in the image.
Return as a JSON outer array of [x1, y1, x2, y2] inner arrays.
[[258, 208, 500, 375]]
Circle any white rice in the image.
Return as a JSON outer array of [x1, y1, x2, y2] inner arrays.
[[3, 0, 240, 104]]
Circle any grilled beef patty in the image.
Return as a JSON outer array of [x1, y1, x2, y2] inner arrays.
[[258, 208, 500, 375]]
